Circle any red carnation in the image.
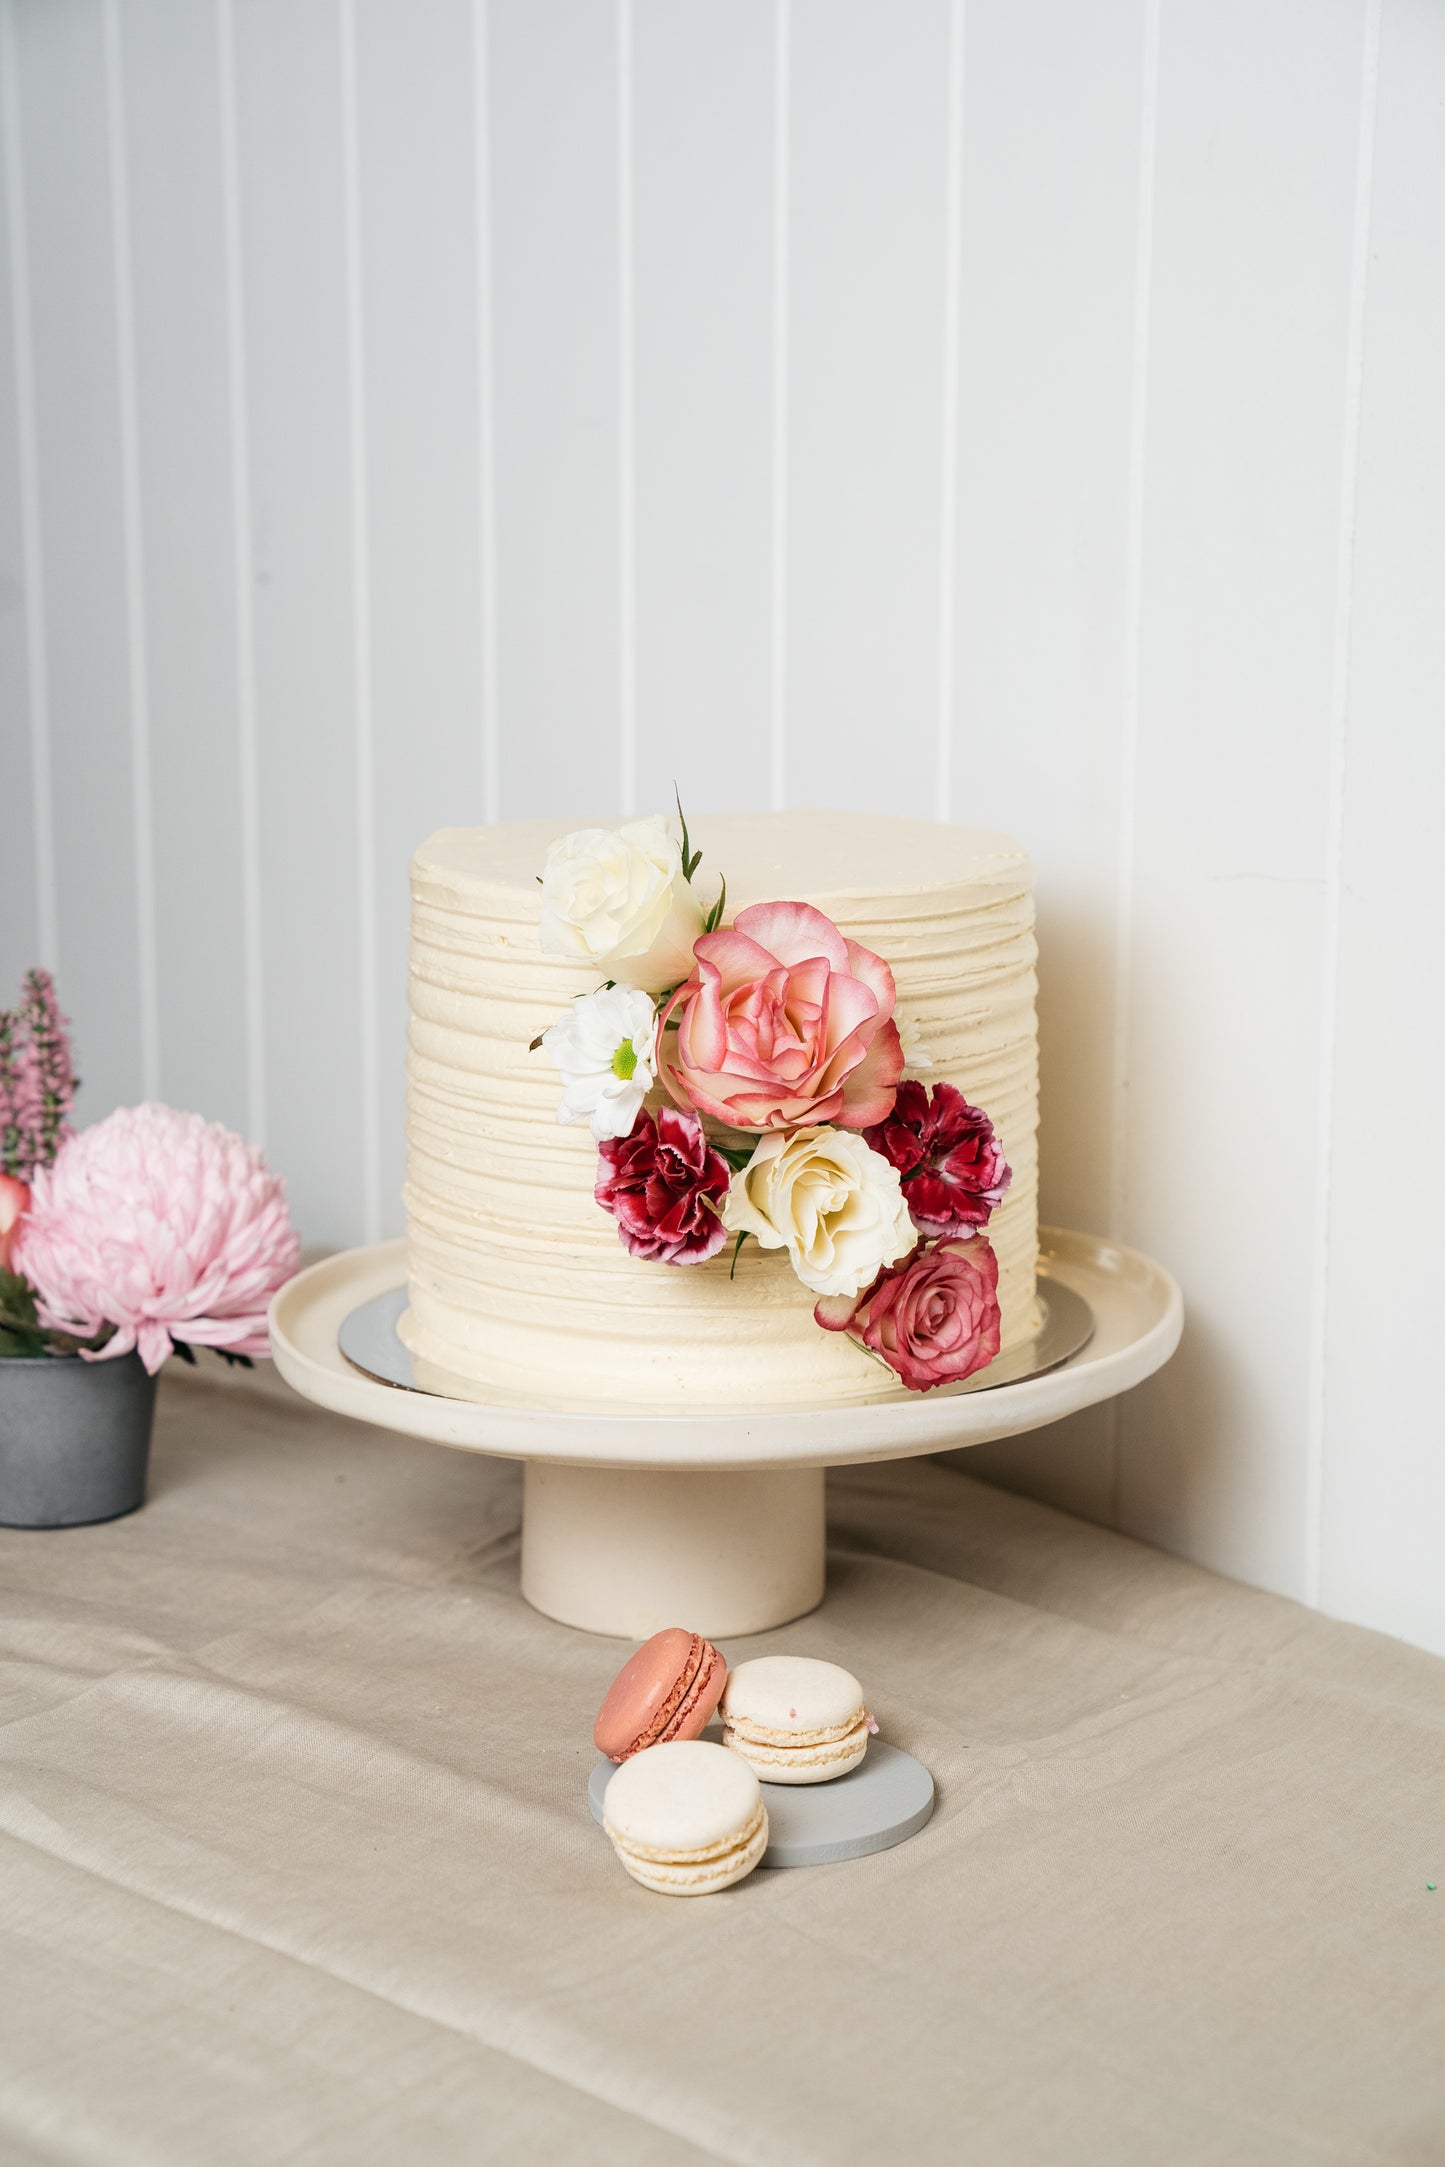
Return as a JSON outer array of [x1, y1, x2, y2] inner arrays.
[[864, 1080, 1011, 1239], [814, 1235, 1001, 1393], [594, 1105, 731, 1265]]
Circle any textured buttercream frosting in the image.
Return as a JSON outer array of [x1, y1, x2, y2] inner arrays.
[[400, 810, 1039, 1408]]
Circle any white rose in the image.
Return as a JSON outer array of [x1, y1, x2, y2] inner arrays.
[[542, 986, 659, 1142], [898, 1014, 934, 1070], [721, 1126, 916, 1299], [539, 817, 705, 993]]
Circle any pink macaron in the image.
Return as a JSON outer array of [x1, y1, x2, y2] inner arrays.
[[594, 1628, 728, 1763]]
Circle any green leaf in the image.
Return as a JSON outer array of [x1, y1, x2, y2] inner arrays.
[[167, 1340, 254, 1371], [717, 1144, 755, 1173], [702, 870, 728, 936], [0, 1268, 39, 1327], [729, 1230, 749, 1280], [673, 784, 703, 884], [0, 1274, 50, 1355]]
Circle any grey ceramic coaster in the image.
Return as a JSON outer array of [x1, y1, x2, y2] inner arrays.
[[339, 1277, 1092, 1403], [588, 1736, 935, 1869]]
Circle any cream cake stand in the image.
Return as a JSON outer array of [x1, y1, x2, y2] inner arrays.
[[268, 1228, 1181, 1640]]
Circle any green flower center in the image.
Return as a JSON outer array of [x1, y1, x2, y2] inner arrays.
[[611, 1039, 638, 1081]]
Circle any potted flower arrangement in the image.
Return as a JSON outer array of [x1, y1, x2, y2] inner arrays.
[[0, 970, 301, 1528]]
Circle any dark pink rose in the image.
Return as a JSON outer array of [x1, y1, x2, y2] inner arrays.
[[594, 1105, 731, 1265], [814, 1235, 1001, 1392], [659, 899, 903, 1133], [0, 1172, 29, 1273], [864, 1080, 1011, 1238]]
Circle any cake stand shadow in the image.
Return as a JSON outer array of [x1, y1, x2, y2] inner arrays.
[[268, 1228, 1181, 1640]]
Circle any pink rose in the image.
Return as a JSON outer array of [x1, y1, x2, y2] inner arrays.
[[594, 1106, 731, 1265], [814, 1235, 1001, 1392], [0, 1172, 29, 1272], [659, 900, 903, 1132], [864, 1080, 1011, 1238]]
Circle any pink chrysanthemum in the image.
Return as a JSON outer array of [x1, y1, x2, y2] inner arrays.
[[13, 1103, 301, 1374]]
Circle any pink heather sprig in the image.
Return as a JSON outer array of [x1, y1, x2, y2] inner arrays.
[[24, 968, 77, 1167], [0, 969, 77, 1181], [0, 1006, 19, 1178]]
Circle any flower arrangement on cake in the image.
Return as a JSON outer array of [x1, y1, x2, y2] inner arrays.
[[0, 969, 300, 1373], [531, 808, 1012, 1393]]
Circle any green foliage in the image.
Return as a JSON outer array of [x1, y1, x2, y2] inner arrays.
[[674, 785, 704, 885], [0, 1271, 118, 1359], [702, 872, 728, 936], [156, 1340, 253, 1370], [0, 1268, 46, 1358]]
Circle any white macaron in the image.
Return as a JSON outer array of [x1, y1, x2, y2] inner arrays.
[[602, 1739, 768, 1895], [720, 1655, 874, 1784]]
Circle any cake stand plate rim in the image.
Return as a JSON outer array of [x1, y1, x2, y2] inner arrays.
[[267, 1227, 1182, 1470]]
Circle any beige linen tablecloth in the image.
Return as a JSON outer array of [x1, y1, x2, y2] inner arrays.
[[2, 1365, 1442, 2166]]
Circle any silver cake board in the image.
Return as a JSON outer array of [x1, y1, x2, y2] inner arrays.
[[587, 1732, 935, 1870], [338, 1274, 1094, 1407]]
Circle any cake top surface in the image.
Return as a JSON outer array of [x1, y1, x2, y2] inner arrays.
[[415, 809, 1030, 908]]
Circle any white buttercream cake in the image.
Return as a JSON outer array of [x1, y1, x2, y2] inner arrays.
[[399, 810, 1039, 1408]]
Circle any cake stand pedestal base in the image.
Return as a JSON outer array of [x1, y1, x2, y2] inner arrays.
[[522, 1462, 825, 1638]]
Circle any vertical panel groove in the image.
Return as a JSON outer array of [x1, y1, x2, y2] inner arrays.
[[1108, 0, 1160, 1523], [935, 0, 965, 823], [1109, 0, 1159, 1241], [215, 0, 266, 1146], [616, 0, 636, 813], [1, 0, 56, 971], [768, 0, 789, 809], [102, 0, 160, 1098], [473, 0, 499, 821], [339, 0, 381, 1241], [1305, 0, 1382, 1610]]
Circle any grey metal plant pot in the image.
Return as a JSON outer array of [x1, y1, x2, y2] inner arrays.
[[0, 1351, 157, 1529]]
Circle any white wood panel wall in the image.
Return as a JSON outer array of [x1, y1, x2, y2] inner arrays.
[[2, 0, 1442, 1656]]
